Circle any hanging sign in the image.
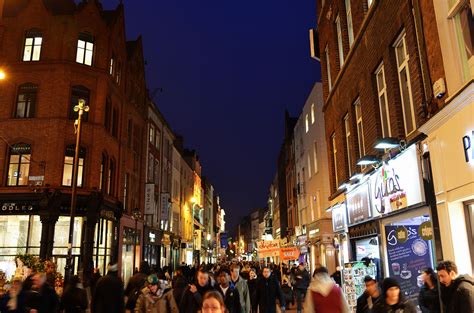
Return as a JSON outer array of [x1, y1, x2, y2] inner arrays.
[[160, 192, 170, 222], [144, 184, 155, 215]]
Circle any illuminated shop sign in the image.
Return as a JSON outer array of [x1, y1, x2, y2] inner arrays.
[[346, 182, 372, 225], [332, 203, 348, 232]]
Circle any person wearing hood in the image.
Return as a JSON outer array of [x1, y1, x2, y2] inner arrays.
[[356, 276, 381, 313], [418, 268, 440, 313], [134, 274, 179, 313], [255, 266, 285, 313], [304, 267, 349, 313], [372, 278, 416, 313], [179, 268, 215, 313], [436, 260, 474, 313]]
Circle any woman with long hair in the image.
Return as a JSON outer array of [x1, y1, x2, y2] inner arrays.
[[202, 291, 228, 313], [418, 268, 441, 313]]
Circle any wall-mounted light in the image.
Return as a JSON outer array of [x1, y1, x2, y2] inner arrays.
[[338, 182, 349, 191], [356, 155, 381, 166], [374, 137, 400, 150], [350, 173, 364, 181]]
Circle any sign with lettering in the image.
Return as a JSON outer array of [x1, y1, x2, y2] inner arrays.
[[369, 145, 423, 215], [346, 183, 372, 225], [463, 130, 474, 163], [1, 203, 36, 213], [257, 240, 280, 258], [280, 247, 300, 261], [160, 192, 170, 223], [144, 184, 155, 215], [332, 203, 348, 232]]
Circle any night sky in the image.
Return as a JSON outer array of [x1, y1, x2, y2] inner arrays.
[[101, 0, 322, 232]]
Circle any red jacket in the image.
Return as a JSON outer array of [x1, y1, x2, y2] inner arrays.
[[304, 276, 349, 313]]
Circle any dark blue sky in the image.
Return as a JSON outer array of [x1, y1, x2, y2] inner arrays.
[[102, 0, 321, 231]]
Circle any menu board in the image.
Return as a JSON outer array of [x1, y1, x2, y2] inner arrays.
[[342, 262, 377, 313], [385, 224, 434, 306]]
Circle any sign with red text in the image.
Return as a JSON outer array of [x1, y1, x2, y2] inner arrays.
[[280, 247, 300, 261], [257, 240, 280, 258]]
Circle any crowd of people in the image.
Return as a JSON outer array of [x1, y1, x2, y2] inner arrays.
[[0, 259, 472, 313]]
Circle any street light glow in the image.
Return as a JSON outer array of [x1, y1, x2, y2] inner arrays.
[[0, 70, 5, 80], [191, 197, 198, 204]]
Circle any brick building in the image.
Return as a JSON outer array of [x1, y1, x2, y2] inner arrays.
[[0, 0, 147, 284]]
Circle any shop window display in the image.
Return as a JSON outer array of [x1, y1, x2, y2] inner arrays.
[[93, 218, 113, 275]]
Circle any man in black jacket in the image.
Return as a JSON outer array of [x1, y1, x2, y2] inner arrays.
[[24, 272, 59, 313], [217, 268, 242, 313], [437, 260, 474, 313], [179, 268, 215, 313], [292, 263, 310, 313], [356, 276, 381, 313], [91, 263, 125, 313], [256, 266, 285, 313]]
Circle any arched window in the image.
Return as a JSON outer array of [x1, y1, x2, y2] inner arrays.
[[15, 83, 37, 118], [62, 145, 86, 187], [7, 143, 31, 186], [23, 30, 42, 62], [69, 85, 90, 121]]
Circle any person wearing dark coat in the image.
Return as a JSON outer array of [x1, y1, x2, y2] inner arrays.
[[418, 268, 440, 313], [125, 261, 151, 310], [292, 264, 310, 313], [179, 268, 215, 313], [437, 260, 474, 313], [255, 267, 285, 313], [0, 278, 26, 313], [91, 263, 125, 313], [372, 278, 416, 313], [89, 268, 102, 298], [247, 269, 258, 313], [356, 276, 381, 313], [216, 268, 242, 313], [172, 268, 188, 306], [24, 272, 59, 313], [60, 275, 88, 313]]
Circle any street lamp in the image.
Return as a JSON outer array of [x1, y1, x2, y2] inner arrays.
[[65, 98, 89, 283], [132, 207, 142, 273], [0, 70, 6, 80]]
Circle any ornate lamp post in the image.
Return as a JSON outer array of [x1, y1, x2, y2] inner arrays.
[[132, 207, 142, 272], [65, 99, 89, 282]]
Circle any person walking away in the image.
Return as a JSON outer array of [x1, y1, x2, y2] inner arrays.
[[24, 272, 59, 313], [125, 261, 151, 311], [436, 260, 474, 313], [216, 268, 241, 313], [179, 268, 215, 313], [356, 276, 381, 313], [202, 291, 227, 313], [292, 263, 310, 313], [281, 277, 294, 309], [230, 264, 250, 313], [247, 269, 258, 313], [372, 278, 416, 313], [255, 266, 285, 313], [331, 267, 342, 287], [60, 275, 88, 313], [134, 274, 179, 313], [304, 267, 349, 313], [172, 268, 188, 308], [0, 277, 26, 312], [418, 268, 440, 313], [91, 263, 125, 313]]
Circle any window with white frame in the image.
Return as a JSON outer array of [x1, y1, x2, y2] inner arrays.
[[7, 144, 31, 186], [449, 2, 473, 81], [62, 145, 85, 187], [313, 141, 318, 174], [344, 114, 352, 175], [325, 45, 332, 91], [109, 56, 114, 75], [375, 64, 391, 137], [307, 154, 312, 179], [149, 125, 155, 144], [23, 30, 42, 62], [311, 103, 315, 124], [336, 15, 344, 66], [354, 99, 365, 158], [394, 32, 416, 135], [345, 0, 354, 46], [305, 114, 309, 133], [331, 133, 338, 188], [76, 33, 94, 66]]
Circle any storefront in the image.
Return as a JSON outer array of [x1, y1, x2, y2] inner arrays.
[[306, 219, 335, 274], [331, 202, 349, 269], [143, 227, 160, 267], [120, 215, 143, 284], [420, 82, 474, 275]]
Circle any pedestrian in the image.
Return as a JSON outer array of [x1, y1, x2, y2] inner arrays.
[[280, 277, 294, 309], [255, 266, 285, 313], [134, 274, 179, 313], [59, 275, 88, 313], [202, 291, 227, 313], [331, 267, 342, 287], [418, 267, 440, 313], [230, 264, 250, 313], [172, 268, 188, 307], [247, 269, 258, 313], [292, 263, 310, 313], [304, 266, 349, 313], [217, 268, 241, 313], [372, 278, 416, 313], [24, 272, 60, 313], [89, 268, 101, 298], [179, 268, 215, 313], [356, 276, 381, 313], [0, 277, 26, 312], [125, 261, 151, 311], [91, 263, 125, 313], [436, 260, 474, 313]]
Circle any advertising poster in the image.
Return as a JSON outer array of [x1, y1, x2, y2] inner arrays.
[[385, 224, 433, 305]]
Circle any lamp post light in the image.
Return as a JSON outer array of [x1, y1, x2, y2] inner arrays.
[[0, 70, 6, 80], [132, 207, 142, 273], [65, 99, 89, 283]]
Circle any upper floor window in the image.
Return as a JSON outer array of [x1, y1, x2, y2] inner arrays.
[[305, 114, 309, 133], [15, 83, 37, 118], [345, 0, 354, 46], [107, 158, 116, 195], [375, 64, 391, 137], [69, 86, 90, 121], [149, 125, 155, 144], [116, 61, 122, 85], [311, 104, 315, 124], [344, 114, 352, 175], [155, 129, 161, 150], [76, 33, 94, 66], [23, 30, 42, 62], [313, 141, 318, 174], [104, 98, 111, 131], [109, 57, 114, 75], [336, 15, 344, 67], [99, 153, 107, 191], [450, 1, 473, 83], [354, 99, 365, 159], [62, 145, 85, 187], [394, 32, 416, 135], [111, 108, 118, 138], [7, 143, 31, 186], [325, 45, 332, 91]]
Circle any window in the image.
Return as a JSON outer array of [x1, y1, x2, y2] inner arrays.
[[331, 133, 338, 188], [354, 99, 365, 158], [311, 104, 315, 124], [62, 145, 85, 187], [124, 173, 129, 211], [307, 154, 312, 179], [148, 153, 154, 182], [313, 142, 318, 174], [15, 83, 37, 118], [154, 159, 160, 185], [76, 32, 94, 66], [107, 159, 115, 195], [7, 143, 31, 186], [104, 99, 111, 131], [325, 45, 332, 91], [111, 108, 118, 138], [375, 64, 391, 137], [305, 114, 309, 133], [149, 125, 155, 144], [394, 33, 416, 135], [109, 57, 114, 75], [69, 86, 90, 121], [155, 129, 160, 149], [99, 154, 107, 191], [345, 0, 354, 46], [336, 15, 344, 66], [23, 31, 42, 62], [116, 61, 122, 85], [344, 114, 352, 175], [450, 2, 473, 81]]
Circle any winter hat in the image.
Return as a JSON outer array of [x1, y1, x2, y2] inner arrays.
[[147, 274, 159, 285], [382, 277, 400, 294]]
